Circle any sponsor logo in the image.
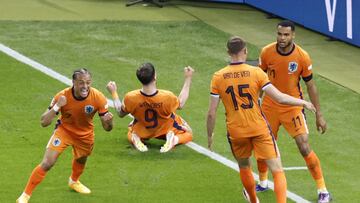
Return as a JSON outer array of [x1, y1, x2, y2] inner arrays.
[[53, 138, 61, 147], [288, 62, 298, 73], [85, 105, 94, 114]]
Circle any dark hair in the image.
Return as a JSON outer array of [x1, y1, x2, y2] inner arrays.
[[72, 68, 91, 80], [227, 36, 246, 55], [136, 63, 155, 85], [277, 20, 295, 31]]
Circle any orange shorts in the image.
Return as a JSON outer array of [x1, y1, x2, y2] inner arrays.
[[46, 127, 94, 159], [127, 115, 192, 142], [262, 105, 309, 139], [227, 132, 279, 160]]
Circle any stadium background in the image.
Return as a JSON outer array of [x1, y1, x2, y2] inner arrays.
[[0, 0, 359, 202]]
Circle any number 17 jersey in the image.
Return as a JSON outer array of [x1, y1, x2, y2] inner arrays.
[[210, 63, 271, 138], [122, 89, 180, 138]]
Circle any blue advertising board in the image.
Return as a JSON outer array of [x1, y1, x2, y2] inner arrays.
[[207, 0, 360, 47], [209, 0, 244, 2]]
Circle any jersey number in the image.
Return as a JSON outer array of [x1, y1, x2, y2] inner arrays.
[[144, 109, 158, 129], [292, 115, 302, 128], [225, 84, 253, 110]]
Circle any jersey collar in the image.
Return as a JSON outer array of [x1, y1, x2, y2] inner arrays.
[[140, 90, 158, 97], [229, 62, 245, 65], [72, 87, 90, 101], [276, 43, 295, 56]]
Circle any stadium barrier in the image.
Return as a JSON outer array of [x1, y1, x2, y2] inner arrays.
[[208, 0, 360, 47]]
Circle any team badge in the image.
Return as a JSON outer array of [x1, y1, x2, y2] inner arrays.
[[53, 138, 61, 147], [85, 105, 94, 114], [288, 62, 298, 73]]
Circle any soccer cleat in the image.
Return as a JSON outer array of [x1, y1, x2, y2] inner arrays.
[[242, 188, 260, 203], [318, 192, 332, 203], [68, 178, 91, 194], [255, 184, 270, 192], [160, 131, 176, 153], [131, 133, 148, 152], [16, 193, 30, 203]]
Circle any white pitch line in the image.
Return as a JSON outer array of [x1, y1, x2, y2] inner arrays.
[[0, 43, 311, 203], [284, 166, 308, 171]]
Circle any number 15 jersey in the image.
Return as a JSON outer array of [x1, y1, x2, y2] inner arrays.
[[122, 89, 180, 138], [210, 62, 271, 138]]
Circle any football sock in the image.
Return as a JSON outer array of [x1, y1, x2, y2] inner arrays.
[[240, 168, 257, 203], [71, 159, 86, 182], [24, 165, 47, 196], [304, 151, 327, 190], [272, 171, 287, 203], [177, 132, 192, 144], [257, 159, 268, 186]]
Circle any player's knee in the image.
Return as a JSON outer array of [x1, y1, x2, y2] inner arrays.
[[40, 159, 55, 171], [75, 156, 88, 164], [299, 144, 311, 156], [266, 158, 283, 172]]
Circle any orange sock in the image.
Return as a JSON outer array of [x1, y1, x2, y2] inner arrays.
[[177, 132, 193, 144], [257, 159, 268, 182], [24, 165, 47, 196], [304, 151, 326, 190], [70, 159, 86, 182], [272, 171, 287, 203], [240, 168, 257, 203]]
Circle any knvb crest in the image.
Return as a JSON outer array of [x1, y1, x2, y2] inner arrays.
[[288, 62, 298, 73], [53, 138, 61, 147], [85, 105, 94, 114]]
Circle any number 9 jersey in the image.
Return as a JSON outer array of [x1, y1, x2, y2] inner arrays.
[[121, 89, 182, 139], [210, 62, 271, 139]]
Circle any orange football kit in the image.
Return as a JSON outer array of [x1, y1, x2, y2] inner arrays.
[[210, 62, 279, 160], [122, 89, 192, 143], [47, 87, 109, 158], [259, 42, 312, 138]]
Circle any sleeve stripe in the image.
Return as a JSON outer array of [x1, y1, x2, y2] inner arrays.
[[302, 74, 313, 82], [262, 82, 271, 90], [98, 111, 108, 116]]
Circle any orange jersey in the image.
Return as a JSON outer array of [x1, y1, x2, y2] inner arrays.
[[122, 89, 181, 139], [49, 87, 108, 143], [210, 62, 271, 138], [259, 42, 313, 108]]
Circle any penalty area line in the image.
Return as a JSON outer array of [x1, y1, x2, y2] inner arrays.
[[0, 43, 311, 203]]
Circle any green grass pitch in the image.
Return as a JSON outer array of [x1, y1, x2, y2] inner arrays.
[[0, 20, 359, 202]]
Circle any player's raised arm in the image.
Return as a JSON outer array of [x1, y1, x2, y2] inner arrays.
[[106, 81, 128, 118], [178, 66, 194, 109], [264, 84, 316, 113], [40, 95, 66, 127]]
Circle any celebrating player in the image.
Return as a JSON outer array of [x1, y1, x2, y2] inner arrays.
[[17, 68, 113, 203], [107, 63, 193, 153], [256, 21, 331, 203], [207, 36, 316, 203]]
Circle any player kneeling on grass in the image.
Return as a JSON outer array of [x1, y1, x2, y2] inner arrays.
[[16, 68, 113, 203], [107, 63, 194, 153]]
